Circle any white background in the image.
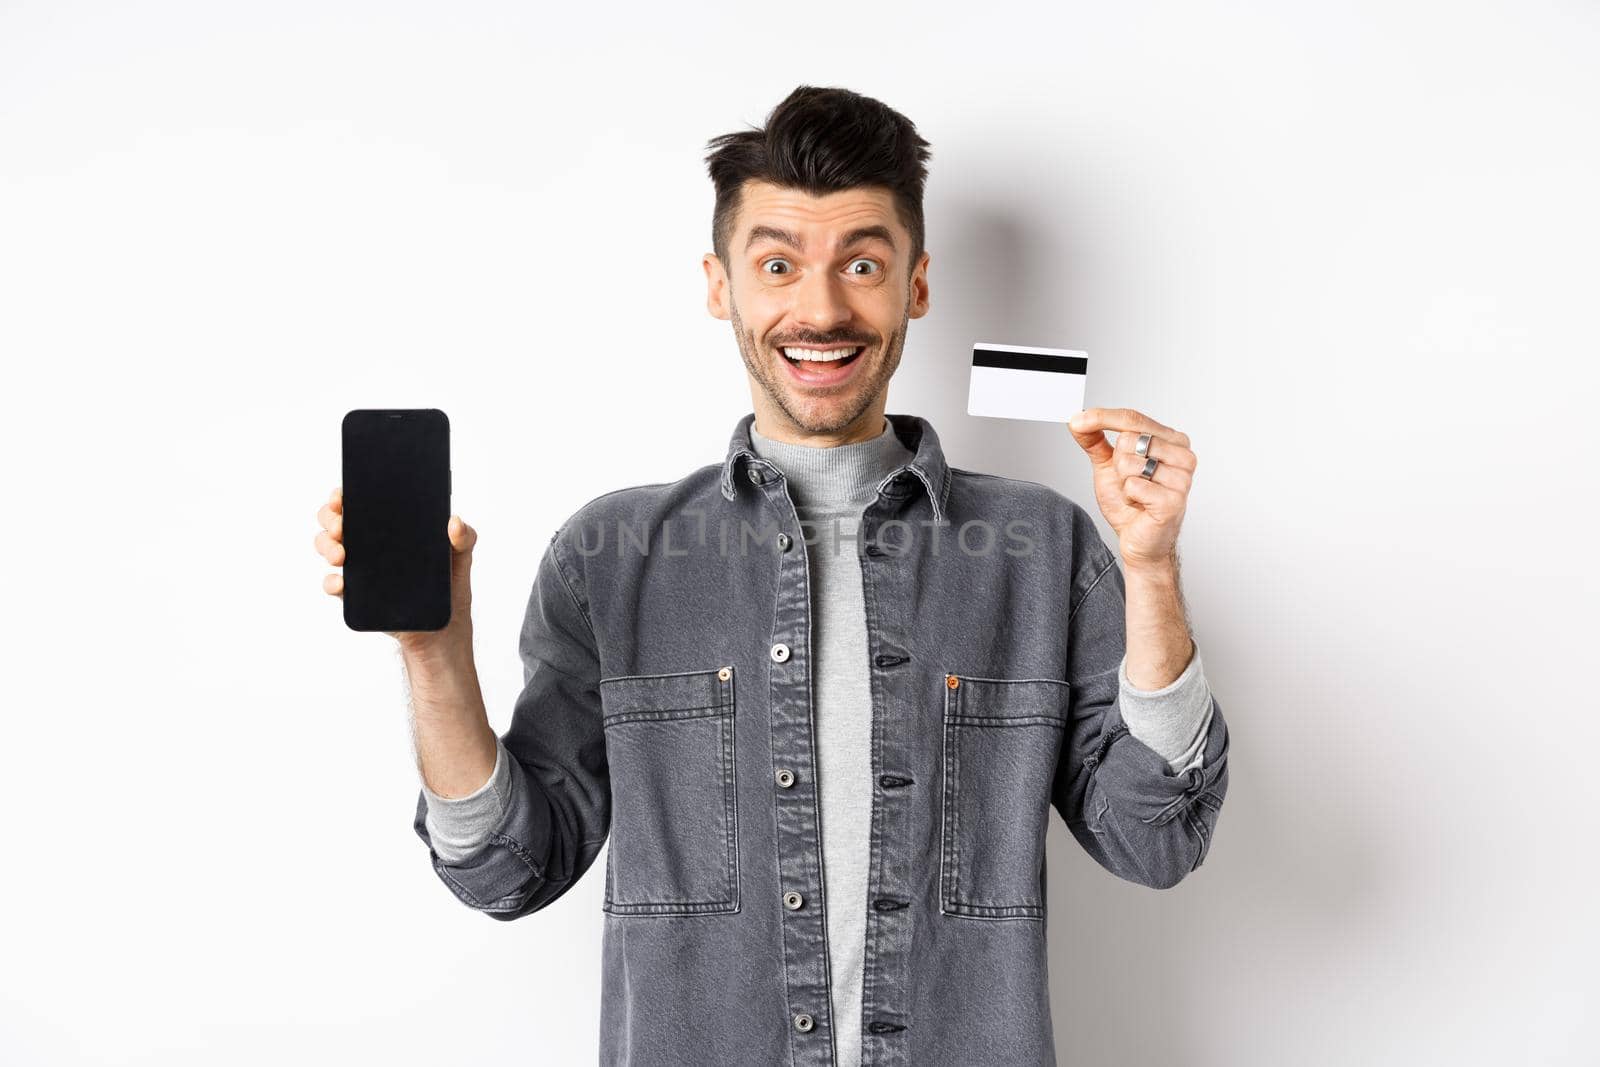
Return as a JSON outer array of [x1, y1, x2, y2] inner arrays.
[[3, 2, 1596, 1064]]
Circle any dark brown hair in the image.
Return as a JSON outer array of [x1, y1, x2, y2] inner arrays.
[[703, 85, 932, 271]]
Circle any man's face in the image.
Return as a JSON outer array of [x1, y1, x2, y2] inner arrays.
[[704, 180, 930, 441]]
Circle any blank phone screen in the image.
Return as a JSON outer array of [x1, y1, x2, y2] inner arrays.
[[341, 409, 451, 632]]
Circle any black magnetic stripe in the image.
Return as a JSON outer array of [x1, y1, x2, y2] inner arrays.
[[972, 348, 1087, 375], [966, 350, 1081, 375]]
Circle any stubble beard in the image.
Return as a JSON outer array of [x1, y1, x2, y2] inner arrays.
[[730, 292, 910, 437]]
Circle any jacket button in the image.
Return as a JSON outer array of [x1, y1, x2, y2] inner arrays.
[[777, 532, 792, 551], [784, 891, 804, 910], [946, 674, 960, 690], [793, 1013, 815, 1033], [717, 666, 731, 681], [748, 467, 765, 485], [775, 768, 796, 788], [770, 642, 791, 663]]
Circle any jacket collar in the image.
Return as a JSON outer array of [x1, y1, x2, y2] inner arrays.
[[720, 411, 952, 524]]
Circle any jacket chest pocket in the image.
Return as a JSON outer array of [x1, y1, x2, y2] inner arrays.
[[939, 673, 1070, 920], [599, 666, 740, 916]]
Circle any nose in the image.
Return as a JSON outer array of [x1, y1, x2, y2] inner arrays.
[[788, 266, 853, 334]]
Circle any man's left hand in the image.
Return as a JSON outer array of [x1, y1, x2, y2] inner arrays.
[[1067, 406, 1197, 572]]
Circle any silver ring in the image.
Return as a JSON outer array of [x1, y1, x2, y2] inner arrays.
[[1135, 433, 1153, 457], [1140, 456, 1160, 480]]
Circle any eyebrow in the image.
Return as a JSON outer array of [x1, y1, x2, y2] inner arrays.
[[744, 224, 898, 254]]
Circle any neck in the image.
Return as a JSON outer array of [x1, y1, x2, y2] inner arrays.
[[751, 404, 889, 448], [746, 413, 911, 508]]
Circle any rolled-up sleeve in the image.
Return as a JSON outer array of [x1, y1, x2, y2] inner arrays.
[[1117, 640, 1214, 776], [419, 733, 517, 865], [411, 528, 609, 920], [1051, 547, 1230, 891]]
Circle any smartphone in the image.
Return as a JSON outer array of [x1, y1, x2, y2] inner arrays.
[[340, 408, 452, 632]]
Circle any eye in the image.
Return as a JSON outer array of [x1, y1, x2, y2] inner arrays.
[[761, 258, 792, 275], [847, 258, 881, 276]]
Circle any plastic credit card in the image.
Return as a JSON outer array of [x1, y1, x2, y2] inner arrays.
[[966, 342, 1088, 423]]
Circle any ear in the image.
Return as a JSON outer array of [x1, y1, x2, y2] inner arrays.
[[703, 253, 731, 321], [907, 249, 931, 319]]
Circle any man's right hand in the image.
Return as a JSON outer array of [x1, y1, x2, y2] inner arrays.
[[314, 485, 479, 658]]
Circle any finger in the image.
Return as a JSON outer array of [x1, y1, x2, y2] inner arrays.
[[448, 515, 477, 553], [1113, 433, 1197, 472], [314, 529, 346, 565], [1120, 447, 1196, 495], [317, 502, 344, 540], [323, 572, 344, 598], [1066, 417, 1117, 466], [329, 486, 342, 514], [1123, 475, 1186, 521], [1115, 452, 1193, 493], [1071, 407, 1189, 447]]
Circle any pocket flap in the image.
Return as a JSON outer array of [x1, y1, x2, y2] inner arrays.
[[599, 666, 734, 726], [945, 674, 1070, 727]]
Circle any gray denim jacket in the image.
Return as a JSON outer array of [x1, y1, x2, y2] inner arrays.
[[411, 412, 1231, 1066]]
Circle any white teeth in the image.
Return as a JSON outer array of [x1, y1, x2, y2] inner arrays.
[[782, 346, 861, 362]]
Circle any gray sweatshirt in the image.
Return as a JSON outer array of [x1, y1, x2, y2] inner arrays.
[[418, 416, 1214, 1065]]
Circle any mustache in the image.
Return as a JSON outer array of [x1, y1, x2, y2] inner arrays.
[[769, 337, 873, 347]]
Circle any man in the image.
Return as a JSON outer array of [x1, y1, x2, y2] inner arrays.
[[313, 84, 1228, 1066]]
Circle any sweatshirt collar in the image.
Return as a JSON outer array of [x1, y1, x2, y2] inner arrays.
[[720, 411, 952, 524]]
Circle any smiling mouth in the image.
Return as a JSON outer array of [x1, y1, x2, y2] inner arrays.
[[779, 345, 864, 368]]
